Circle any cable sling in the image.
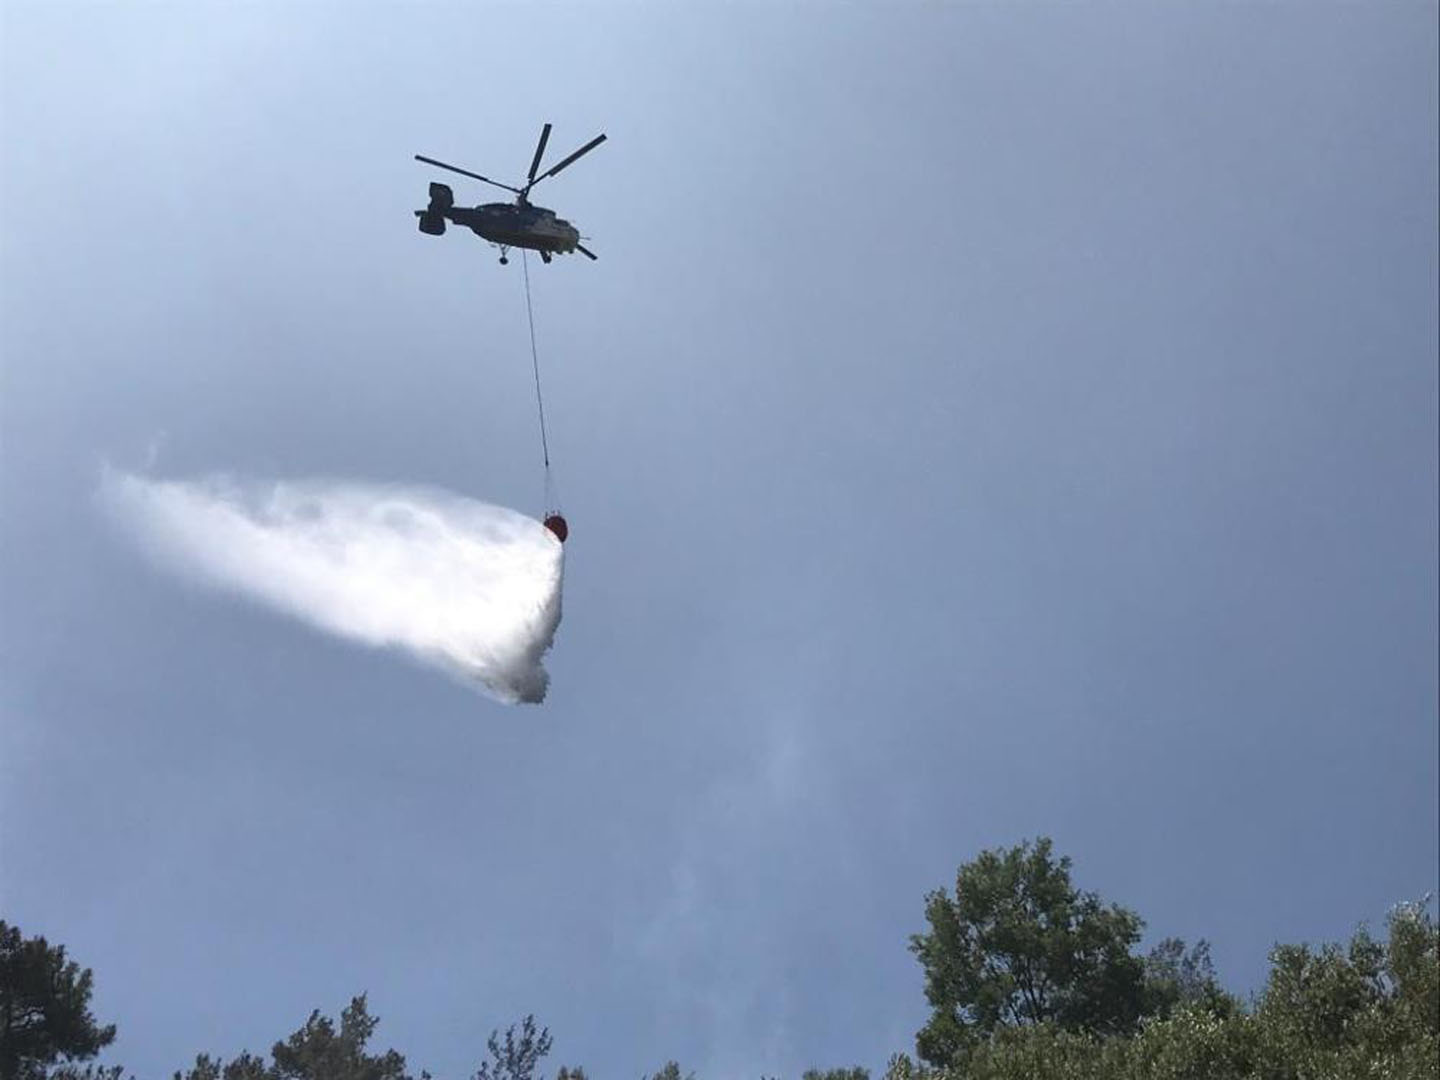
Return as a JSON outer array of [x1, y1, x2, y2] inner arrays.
[[521, 249, 551, 472], [521, 252, 566, 542]]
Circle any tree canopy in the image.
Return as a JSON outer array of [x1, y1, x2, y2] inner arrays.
[[886, 899, 1439, 1080], [6, 840, 1436, 1080], [908, 837, 1152, 1065], [0, 921, 118, 1080], [471, 1016, 551, 1080], [173, 996, 419, 1080]]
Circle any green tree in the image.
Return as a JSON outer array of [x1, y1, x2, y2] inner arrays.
[[802, 1069, 869, 1080], [1385, 899, 1440, 1040], [641, 1063, 692, 1080], [0, 921, 119, 1080], [472, 1016, 551, 1080], [908, 838, 1148, 1067], [878, 1052, 932, 1080], [1114, 1006, 1260, 1080], [174, 1052, 273, 1080], [1141, 938, 1238, 1019], [952, 1023, 1107, 1080], [270, 997, 411, 1080], [910, 897, 1439, 1080], [173, 996, 421, 1080], [1247, 901, 1439, 1079]]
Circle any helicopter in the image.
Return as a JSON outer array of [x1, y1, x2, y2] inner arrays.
[[415, 124, 605, 265]]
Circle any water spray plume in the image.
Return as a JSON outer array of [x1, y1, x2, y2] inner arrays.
[[100, 469, 564, 704]]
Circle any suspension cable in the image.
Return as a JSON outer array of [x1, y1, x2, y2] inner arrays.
[[520, 249, 551, 472]]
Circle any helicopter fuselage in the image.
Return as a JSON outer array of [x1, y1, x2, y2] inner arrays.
[[416, 183, 580, 256], [464, 202, 580, 253]]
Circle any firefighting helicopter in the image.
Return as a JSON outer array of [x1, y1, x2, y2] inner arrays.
[[414, 124, 605, 265]]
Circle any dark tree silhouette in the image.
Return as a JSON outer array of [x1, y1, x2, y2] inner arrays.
[[173, 996, 418, 1080], [0, 921, 118, 1080], [471, 1016, 551, 1080]]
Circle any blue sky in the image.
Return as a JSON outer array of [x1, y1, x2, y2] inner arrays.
[[2, 4, 1436, 1078]]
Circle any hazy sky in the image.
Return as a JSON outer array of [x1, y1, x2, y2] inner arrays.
[[2, 4, 1436, 1078]]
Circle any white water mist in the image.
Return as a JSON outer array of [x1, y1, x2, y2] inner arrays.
[[100, 470, 564, 703]]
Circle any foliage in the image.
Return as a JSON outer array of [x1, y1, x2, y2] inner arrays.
[[1388, 899, 1440, 1042], [909, 898, 1439, 1080], [173, 996, 421, 1080], [9, 861, 1437, 1080], [1111, 1006, 1261, 1080], [951, 1023, 1108, 1080], [271, 996, 412, 1080], [908, 837, 1148, 1066], [0, 921, 119, 1080], [174, 1053, 275, 1080], [879, 1052, 928, 1080], [1244, 900, 1440, 1080], [1140, 938, 1239, 1020], [472, 1016, 551, 1080]]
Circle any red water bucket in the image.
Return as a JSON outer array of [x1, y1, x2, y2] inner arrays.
[[543, 514, 569, 543]]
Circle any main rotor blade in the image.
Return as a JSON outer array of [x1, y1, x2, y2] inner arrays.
[[575, 243, 598, 261], [535, 134, 606, 183], [527, 123, 553, 185], [414, 155, 522, 194]]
